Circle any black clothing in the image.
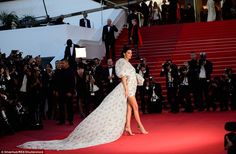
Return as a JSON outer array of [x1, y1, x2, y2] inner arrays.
[[79, 18, 91, 28], [58, 67, 75, 123], [102, 25, 118, 60], [147, 82, 163, 113], [64, 44, 80, 71], [103, 66, 119, 94], [160, 63, 179, 113]]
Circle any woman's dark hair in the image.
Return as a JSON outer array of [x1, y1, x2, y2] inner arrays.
[[121, 45, 131, 58]]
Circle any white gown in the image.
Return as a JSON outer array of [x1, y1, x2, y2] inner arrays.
[[17, 58, 139, 150], [207, 0, 216, 22]]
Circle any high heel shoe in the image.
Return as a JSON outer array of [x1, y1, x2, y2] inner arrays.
[[138, 126, 148, 134], [124, 127, 135, 136]]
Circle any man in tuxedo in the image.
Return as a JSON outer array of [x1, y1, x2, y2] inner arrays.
[[103, 59, 119, 94], [64, 39, 80, 71], [79, 12, 91, 28], [102, 19, 118, 60], [197, 52, 213, 111]]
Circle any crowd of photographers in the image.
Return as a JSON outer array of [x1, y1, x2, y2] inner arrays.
[[160, 52, 236, 114]]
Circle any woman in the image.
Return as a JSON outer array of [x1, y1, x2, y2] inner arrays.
[[117, 46, 148, 135], [207, 0, 216, 21], [152, 2, 162, 25], [17, 46, 147, 150], [130, 19, 143, 59]]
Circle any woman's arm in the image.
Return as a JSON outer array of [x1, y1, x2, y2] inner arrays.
[[121, 75, 128, 97]]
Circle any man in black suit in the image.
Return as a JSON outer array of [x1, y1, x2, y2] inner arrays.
[[102, 19, 118, 60], [64, 39, 80, 71], [79, 12, 91, 28], [58, 59, 75, 125], [188, 52, 199, 109], [103, 58, 119, 94], [197, 52, 213, 111], [168, 0, 178, 24], [140, 0, 149, 27]]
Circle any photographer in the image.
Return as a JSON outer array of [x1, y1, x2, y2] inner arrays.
[[197, 52, 213, 111], [220, 68, 236, 111], [0, 93, 15, 136], [76, 63, 88, 118], [177, 63, 193, 112], [224, 122, 236, 154], [147, 77, 163, 113], [85, 59, 103, 113], [136, 58, 150, 114], [160, 59, 179, 113], [27, 63, 43, 128]]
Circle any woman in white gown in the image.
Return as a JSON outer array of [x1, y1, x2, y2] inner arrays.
[[207, 0, 216, 21], [17, 45, 148, 150]]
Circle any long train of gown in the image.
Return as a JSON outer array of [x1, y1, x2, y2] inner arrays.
[[17, 58, 137, 150], [17, 83, 127, 150]]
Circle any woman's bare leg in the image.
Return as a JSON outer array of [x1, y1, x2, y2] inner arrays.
[[125, 103, 134, 135], [128, 96, 148, 134]]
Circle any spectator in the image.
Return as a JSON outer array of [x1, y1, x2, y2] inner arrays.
[[168, 0, 178, 24], [140, 0, 149, 26], [185, 3, 195, 22], [215, 0, 223, 21], [161, 0, 169, 24], [102, 19, 118, 61], [64, 39, 80, 71], [103, 58, 118, 95], [148, 1, 154, 25], [152, 2, 162, 25], [127, 9, 139, 44], [55, 15, 66, 25], [222, 0, 233, 20], [79, 12, 91, 28], [130, 19, 143, 59], [207, 0, 216, 21]]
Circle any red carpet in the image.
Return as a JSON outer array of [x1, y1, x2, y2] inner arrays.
[[0, 111, 235, 154], [112, 20, 236, 97]]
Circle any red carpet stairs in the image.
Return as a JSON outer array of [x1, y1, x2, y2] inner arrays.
[[114, 20, 236, 99]]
